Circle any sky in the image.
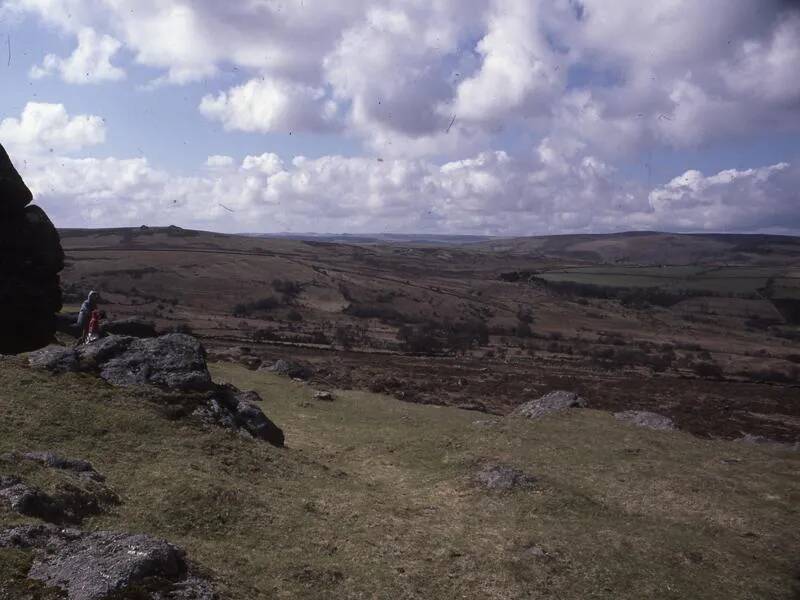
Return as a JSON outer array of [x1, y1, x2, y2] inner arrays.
[[0, 0, 799, 236]]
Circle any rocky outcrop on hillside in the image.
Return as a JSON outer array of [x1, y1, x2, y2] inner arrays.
[[0, 451, 118, 525], [512, 390, 587, 419], [0, 142, 64, 354], [29, 334, 285, 446], [0, 524, 217, 600], [614, 410, 676, 431]]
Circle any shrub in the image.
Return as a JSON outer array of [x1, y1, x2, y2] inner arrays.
[[287, 310, 303, 322], [692, 361, 724, 379]]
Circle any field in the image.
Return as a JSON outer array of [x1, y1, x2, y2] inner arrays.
[[535, 265, 800, 297], [52, 227, 800, 446], [1, 357, 798, 599]]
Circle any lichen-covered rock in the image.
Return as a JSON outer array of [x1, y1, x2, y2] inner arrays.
[[29, 334, 213, 391], [0, 476, 105, 524], [0, 143, 64, 354], [614, 410, 676, 431], [268, 359, 313, 380], [512, 390, 587, 419], [0, 524, 216, 600], [99, 334, 212, 390], [474, 464, 537, 491], [197, 387, 285, 447]]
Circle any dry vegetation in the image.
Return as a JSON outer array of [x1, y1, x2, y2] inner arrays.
[[57, 227, 800, 443], [1, 357, 798, 599]]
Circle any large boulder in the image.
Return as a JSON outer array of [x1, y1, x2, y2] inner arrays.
[[512, 390, 587, 419], [0, 143, 64, 354], [0, 524, 216, 600], [29, 334, 213, 391]]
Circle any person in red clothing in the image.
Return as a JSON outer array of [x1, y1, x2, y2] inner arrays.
[[85, 308, 105, 344]]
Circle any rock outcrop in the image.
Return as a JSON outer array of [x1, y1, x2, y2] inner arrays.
[[267, 358, 313, 380], [29, 334, 285, 446], [0, 451, 117, 524], [512, 390, 587, 420], [0, 524, 216, 600], [614, 410, 676, 431], [30, 334, 213, 391], [196, 386, 285, 447], [0, 142, 64, 354]]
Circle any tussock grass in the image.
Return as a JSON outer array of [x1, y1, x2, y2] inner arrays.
[[1, 356, 798, 599]]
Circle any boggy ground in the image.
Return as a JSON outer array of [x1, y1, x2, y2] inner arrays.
[[1, 356, 799, 599], [245, 344, 800, 444]]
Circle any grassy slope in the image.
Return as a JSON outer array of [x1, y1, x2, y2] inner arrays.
[[1, 357, 798, 599]]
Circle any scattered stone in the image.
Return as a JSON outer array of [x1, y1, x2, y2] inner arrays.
[[313, 390, 335, 401], [735, 434, 799, 452], [102, 316, 158, 338], [15, 451, 104, 482], [0, 142, 64, 354], [614, 410, 676, 431], [512, 390, 587, 419], [0, 476, 105, 524], [195, 387, 284, 447], [474, 463, 537, 491], [455, 400, 487, 412], [268, 359, 313, 380], [0, 524, 216, 600]]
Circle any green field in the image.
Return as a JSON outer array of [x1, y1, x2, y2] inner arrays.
[[536, 266, 800, 298]]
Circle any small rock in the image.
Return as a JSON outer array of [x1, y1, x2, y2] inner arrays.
[[0, 476, 104, 524], [313, 390, 335, 401], [268, 359, 312, 380], [17, 450, 105, 482], [512, 390, 587, 419], [474, 463, 536, 491], [614, 410, 675, 431]]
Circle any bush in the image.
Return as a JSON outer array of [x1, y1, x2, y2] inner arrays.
[[272, 279, 303, 300], [287, 310, 303, 322], [692, 361, 724, 379], [233, 296, 281, 317]]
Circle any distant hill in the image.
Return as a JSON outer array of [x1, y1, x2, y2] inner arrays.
[[476, 231, 800, 266]]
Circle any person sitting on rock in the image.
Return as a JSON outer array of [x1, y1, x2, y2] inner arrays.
[[76, 290, 100, 344]]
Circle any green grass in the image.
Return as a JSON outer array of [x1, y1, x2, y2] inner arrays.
[[537, 265, 800, 297], [1, 357, 799, 599]]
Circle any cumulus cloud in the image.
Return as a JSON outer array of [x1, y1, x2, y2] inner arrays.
[[8, 0, 800, 156], [6, 0, 800, 235], [30, 27, 125, 84], [200, 78, 338, 133], [647, 162, 800, 232], [205, 155, 234, 168], [0, 102, 106, 155]]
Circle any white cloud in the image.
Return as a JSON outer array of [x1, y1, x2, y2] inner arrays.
[[205, 155, 234, 168], [30, 27, 125, 84], [199, 78, 337, 133], [0, 102, 106, 155], [9, 0, 800, 157]]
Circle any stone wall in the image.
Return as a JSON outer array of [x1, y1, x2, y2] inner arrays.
[[0, 143, 64, 353]]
